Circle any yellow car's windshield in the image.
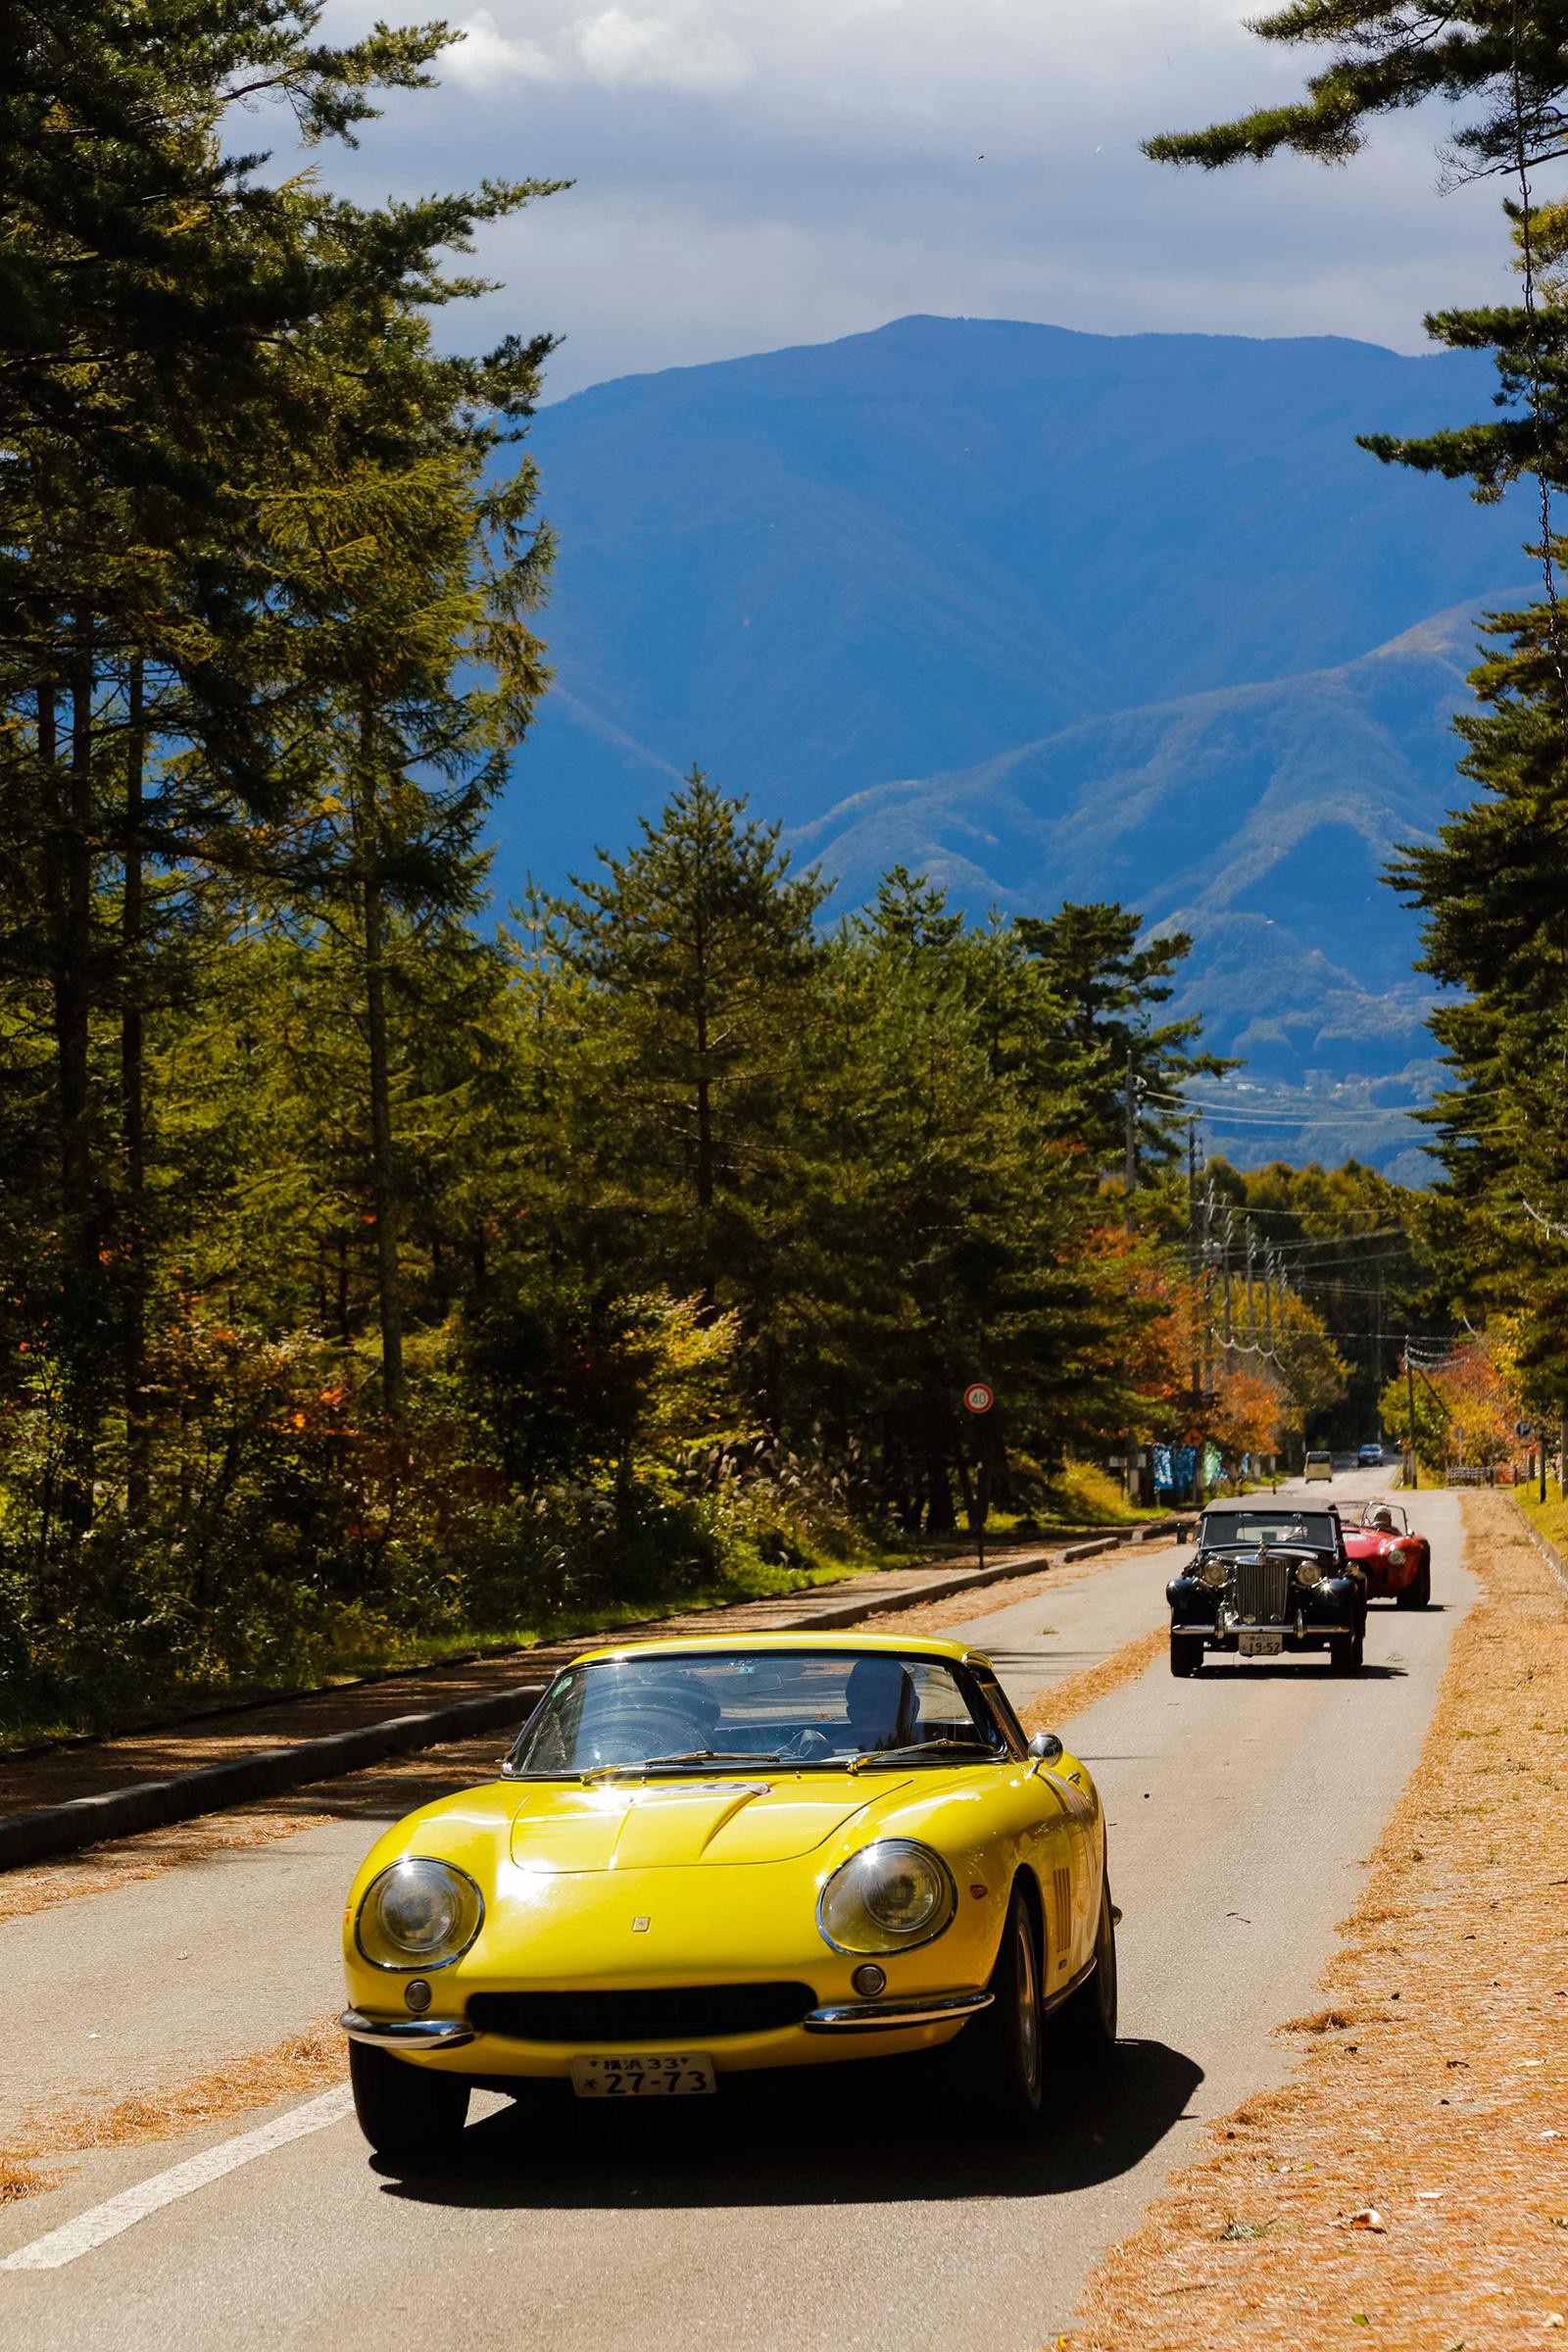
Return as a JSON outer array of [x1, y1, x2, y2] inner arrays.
[[505, 1650, 1006, 1778]]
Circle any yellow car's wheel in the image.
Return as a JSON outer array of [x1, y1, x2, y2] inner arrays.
[[964, 1882, 1045, 2131], [349, 2040, 469, 2165]]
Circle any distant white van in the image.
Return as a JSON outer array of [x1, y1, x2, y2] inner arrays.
[[1303, 1449, 1333, 1484]]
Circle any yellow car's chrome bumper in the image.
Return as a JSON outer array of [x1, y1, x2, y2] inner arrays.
[[341, 2010, 475, 2050], [340, 1985, 992, 2074]]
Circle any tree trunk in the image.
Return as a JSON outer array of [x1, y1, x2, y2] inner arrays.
[[924, 1438, 956, 1536], [690, 887, 718, 1310], [358, 708, 404, 1417], [122, 658, 150, 1519], [44, 626, 101, 1528]]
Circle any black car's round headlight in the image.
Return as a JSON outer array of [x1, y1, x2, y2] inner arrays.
[[1295, 1556, 1324, 1588], [1197, 1554, 1228, 1590], [355, 1858, 484, 1972], [817, 1840, 956, 1954]]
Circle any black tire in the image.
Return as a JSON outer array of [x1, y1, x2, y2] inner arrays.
[[964, 1883, 1045, 2131], [349, 2038, 470, 2165], [1329, 1619, 1365, 1676], [1169, 1630, 1204, 1678], [1396, 1557, 1432, 1610], [1051, 1872, 1119, 2081]]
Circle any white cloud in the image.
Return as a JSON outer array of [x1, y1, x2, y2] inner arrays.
[[318, 0, 1522, 399], [443, 6, 754, 94]]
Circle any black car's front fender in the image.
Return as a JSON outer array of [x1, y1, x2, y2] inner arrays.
[[1166, 1574, 1217, 1628]]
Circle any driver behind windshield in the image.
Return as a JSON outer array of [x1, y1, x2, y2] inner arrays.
[[841, 1656, 918, 1752]]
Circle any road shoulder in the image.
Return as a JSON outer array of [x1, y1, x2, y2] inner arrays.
[[1070, 1488, 1568, 2352]]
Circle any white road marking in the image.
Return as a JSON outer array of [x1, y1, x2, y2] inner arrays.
[[1, 2085, 355, 2273]]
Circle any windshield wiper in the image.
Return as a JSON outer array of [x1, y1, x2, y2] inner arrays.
[[572, 1749, 784, 1782], [848, 1739, 1001, 1773], [639, 1750, 784, 1770]]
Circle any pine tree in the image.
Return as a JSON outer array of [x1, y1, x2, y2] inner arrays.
[[1144, 5, 1568, 177], [0, 4, 561, 1512], [551, 773, 830, 1314]]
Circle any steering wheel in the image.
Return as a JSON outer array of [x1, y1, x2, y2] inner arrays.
[[576, 1692, 718, 1766]]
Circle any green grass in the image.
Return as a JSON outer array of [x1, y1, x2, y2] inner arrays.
[[1512, 1485, 1568, 1554], [1036, 1460, 1169, 1528], [0, 1540, 922, 1756], [0, 1483, 1167, 1756]]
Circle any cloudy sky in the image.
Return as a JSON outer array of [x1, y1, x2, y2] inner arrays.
[[317, 0, 1516, 400]]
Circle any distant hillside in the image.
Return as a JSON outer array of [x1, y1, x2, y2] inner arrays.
[[791, 597, 1523, 1179], [489, 316, 1526, 1161]]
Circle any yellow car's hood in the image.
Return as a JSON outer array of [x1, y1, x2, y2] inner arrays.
[[508, 1774, 910, 1871]]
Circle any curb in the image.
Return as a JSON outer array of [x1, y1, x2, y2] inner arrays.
[[0, 1521, 1181, 1874], [1508, 1496, 1568, 1609]]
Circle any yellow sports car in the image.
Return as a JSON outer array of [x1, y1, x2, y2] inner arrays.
[[340, 1632, 1117, 2160]]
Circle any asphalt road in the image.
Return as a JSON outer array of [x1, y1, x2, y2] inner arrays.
[[0, 1471, 1467, 2351]]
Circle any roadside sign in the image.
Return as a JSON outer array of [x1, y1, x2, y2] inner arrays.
[[1517, 1420, 1534, 1439], [963, 1382, 994, 1416]]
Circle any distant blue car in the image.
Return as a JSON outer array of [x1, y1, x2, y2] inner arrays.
[[1357, 1443, 1383, 1467]]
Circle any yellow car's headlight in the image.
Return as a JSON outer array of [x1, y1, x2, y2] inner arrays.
[[817, 1840, 956, 1955], [355, 1858, 484, 1972]]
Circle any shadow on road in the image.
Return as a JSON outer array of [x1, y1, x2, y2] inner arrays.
[[376, 2036, 1204, 2212], [1200, 1661, 1408, 1682]]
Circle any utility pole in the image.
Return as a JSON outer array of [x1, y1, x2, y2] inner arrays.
[[1196, 1177, 1214, 1508], [1120, 1060, 1141, 1498], [1187, 1125, 1202, 1508], [1263, 1248, 1275, 1352], [1245, 1222, 1256, 1347], [1122, 1062, 1141, 1234], [1405, 1342, 1419, 1492], [1222, 1209, 1235, 1347]]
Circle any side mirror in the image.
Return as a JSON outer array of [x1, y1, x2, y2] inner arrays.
[[1028, 1730, 1063, 1764]]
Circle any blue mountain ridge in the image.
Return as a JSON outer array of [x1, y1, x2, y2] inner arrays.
[[487, 316, 1529, 1168]]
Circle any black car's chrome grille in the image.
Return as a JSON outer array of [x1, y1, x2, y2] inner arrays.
[[466, 1984, 816, 2043], [1232, 1555, 1291, 1623]]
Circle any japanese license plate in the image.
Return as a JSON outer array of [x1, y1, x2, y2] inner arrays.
[[569, 2052, 716, 2099], [1238, 1630, 1283, 1658]]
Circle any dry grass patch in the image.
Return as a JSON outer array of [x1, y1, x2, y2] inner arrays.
[[0, 1807, 335, 1929], [0, 2019, 345, 2203], [1022, 1625, 1170, 1736], [1070, 1490, 1568, 2352], [0, 2152, 61, 2204]]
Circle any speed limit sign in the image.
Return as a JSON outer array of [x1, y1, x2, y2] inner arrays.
[[963, 1382, 995, 1415]]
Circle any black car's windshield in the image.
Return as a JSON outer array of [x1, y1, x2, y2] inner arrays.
[[505, 1650, 1006, 1778], [1200, 1509, 1338, 1552]]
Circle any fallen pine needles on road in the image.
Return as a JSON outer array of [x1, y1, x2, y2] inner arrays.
[[1021, 1626, 1170, 1737], [1069, 1490, 1568, 2352], [2, 2019, 344, 2199], [0, 1809, 336, 1931]]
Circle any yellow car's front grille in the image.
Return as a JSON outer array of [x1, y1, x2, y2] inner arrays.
[[466, 1983, 817, 2042]]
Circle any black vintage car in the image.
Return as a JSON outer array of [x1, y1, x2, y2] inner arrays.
[[1166, 1499, 1368, 1678]]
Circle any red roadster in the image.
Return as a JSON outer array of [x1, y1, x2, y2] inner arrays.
[[1341, 1501, 1432, 1608]]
